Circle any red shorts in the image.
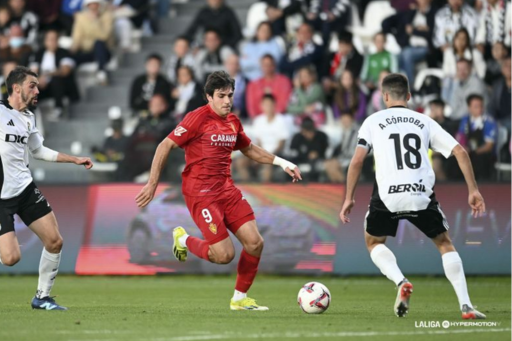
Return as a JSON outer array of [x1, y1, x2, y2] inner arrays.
[[184, 186, 255, 245]]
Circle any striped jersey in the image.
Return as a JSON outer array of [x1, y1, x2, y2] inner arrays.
[[0, 100, 44, 199], [357, 106, 459, 213]]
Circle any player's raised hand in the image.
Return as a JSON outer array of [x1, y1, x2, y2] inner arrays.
[[339, 199, 355, 224], [75, 157, 93, 169], [468, 190, 486, 218], [285, 166, 302, 183], [136, 183, 157, 208]]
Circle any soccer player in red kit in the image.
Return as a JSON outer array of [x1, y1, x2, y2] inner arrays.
[[135, 71, 301, 310]]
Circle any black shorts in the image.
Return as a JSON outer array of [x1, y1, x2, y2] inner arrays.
[[364, 203, 449, 239], [0, 182, 52, 236]]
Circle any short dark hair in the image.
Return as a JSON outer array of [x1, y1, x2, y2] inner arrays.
[[381, 73, 409, 101], [429, 98, 445, 108], [45, 29, 59, 37], [253, 21, 273, 42], [146, 53, 163, 63], [457, 58, 472, 67], [374, 31, 386, 40], [178, 65, 195, 80], [175, 35, 189, 43], [261, 94, 275, 102], [301, 117, 316, 132], [466, 94, 483, 106], [260, 54, 275, 63], [6, 66, 38, 96], [204, 28, 220, 38], [338, 31, 353, 44], [204, 71, 235, 98]]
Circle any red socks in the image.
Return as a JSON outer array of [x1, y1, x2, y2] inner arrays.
[[185, 236, 210, 260], [186, 238, 260, 293], [235, 250, 260, 293]]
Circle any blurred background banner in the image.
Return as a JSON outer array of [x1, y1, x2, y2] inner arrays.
[[1, 184, 509, 275]]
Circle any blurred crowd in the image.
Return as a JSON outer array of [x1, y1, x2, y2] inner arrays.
[[0, 0, 510, 183]]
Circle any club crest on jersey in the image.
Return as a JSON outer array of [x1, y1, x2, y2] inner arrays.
[[27, 122, 30, 131], [229, 123, 236, 133], [174, 126, 187, 136], [209, 223, 218, 234]]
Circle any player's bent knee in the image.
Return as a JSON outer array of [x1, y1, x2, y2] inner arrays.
[[432, 232, 452, 245], [45, 236, 64, 253], [244, 237, 264, 255], [1, 253, 21, 266], [215, 251, 235, 264], [432, 232, 455, 252]]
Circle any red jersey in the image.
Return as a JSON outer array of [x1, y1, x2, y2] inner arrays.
[[168, 104, 251, 197]]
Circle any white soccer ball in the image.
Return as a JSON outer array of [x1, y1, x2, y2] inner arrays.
[[297, 281, 331, 314]]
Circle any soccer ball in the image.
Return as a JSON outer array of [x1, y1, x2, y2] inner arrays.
[[297, 282, 331, 314]]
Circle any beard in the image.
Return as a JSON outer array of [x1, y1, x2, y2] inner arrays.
[[21, 89, 37, 111]]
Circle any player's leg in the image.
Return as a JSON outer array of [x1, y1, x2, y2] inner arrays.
[[411, 204, 485, 319], [366, 231, 404, 284], [364, 211, 406, 286], [0, 205, 21, 266], [0, 232, 21, 266], [26, 212, 67, 310], [431, 231, 486, 319], [234, 220, 263, 294], [229, 219, 267, 311], [365, 208, 412, 317], [223, 187, 266, 311]]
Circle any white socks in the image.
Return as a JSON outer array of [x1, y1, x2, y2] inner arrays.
[[370, 244, 405, 286], [178, 234, 189, 248], [36, 248, 61, 299], [442, 251, 472, 310], [232, 289, 247, 302]]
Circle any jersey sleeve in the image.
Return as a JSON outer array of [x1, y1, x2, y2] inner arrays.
[[356, 119, 372, 152], [483, 120, 497, 143], [234, 120, 251, 151], [429, 119, 459, 158], [28, 117, 44, 153], [167, 112, 203, 147]]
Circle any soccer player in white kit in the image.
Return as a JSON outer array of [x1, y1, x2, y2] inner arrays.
[[0, 66, 93, 310], [339, 74, 486, 319]]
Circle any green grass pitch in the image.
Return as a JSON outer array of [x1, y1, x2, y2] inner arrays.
[[0, 276, 509, 341]]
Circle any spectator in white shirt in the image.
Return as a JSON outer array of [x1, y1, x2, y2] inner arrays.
[[443, 28, 486, 78], [166, 36, 196, 84], [29, 30, 80, 120], [171, 65, 204, 120], [235, 94, 290, 182]]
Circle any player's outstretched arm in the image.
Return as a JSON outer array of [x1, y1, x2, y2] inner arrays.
[[339, 146, 367, 224], [31, 145, 93, 169], [135, 138, 178, 208], [452, 144, 486, 218], [240, 143, 302, 182]]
